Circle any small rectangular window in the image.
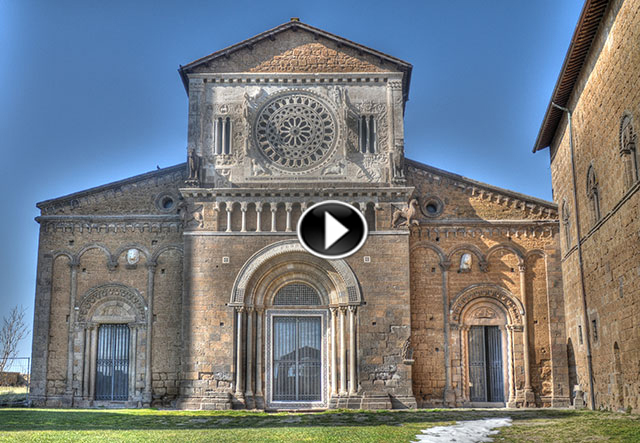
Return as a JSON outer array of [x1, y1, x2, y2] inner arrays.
[[578, 325, 583, 345], [592, 319, 598, 342]]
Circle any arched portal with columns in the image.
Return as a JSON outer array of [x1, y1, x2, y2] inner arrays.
[[449, 284, 525, 407], [229, 240, 363, 410]]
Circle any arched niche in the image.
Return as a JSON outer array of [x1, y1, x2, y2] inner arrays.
[[230, 239, 362, 307], [77, 283, 147, 324]]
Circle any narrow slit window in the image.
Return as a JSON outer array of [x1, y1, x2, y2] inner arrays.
[[215, 118, 223, 154], [359, 115, 376, 153], [224, 117, 232, 154]]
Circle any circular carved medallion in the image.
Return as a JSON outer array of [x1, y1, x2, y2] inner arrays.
[[254, 92, 337, 171]]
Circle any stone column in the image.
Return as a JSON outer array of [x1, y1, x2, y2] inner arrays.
[[256, 203, 263, 233], [348, 306, 357, 395], [65, 260, 79, 403], [439, 260, 455, 405], [143, 262, 156, 405], [83, 327, 91, 399], [519, 263, 535, 406], [30, 253, 54, 402], [461, 325, 470, 402], [255, 308, 264, 401], [245, 308, 254, 402], [240, 202, 248, 233], [339, 307, 347, 395], [330, 308, 338, 396], [226, 204, 233, 233], [506, 325, 517, 408], [235, 307, 245, 398], [89, 325, 98, 401], [285, 202, 293, 232], [270, 205, 277, 232], [131, 326, 138, 400]]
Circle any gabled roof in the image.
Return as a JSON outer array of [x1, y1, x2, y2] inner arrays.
[[178, 19, 412, 101], [532, 0, 610, 152]]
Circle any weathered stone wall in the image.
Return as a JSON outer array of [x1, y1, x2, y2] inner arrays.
[[407, 164, 569, 407], [30, 168, 185, 407], [548, 0, 640, 412]]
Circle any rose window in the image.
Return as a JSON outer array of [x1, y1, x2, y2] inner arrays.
[[254, 93, 337, 170]]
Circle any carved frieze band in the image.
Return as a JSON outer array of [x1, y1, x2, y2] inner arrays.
[[76, 283, 147, 323]]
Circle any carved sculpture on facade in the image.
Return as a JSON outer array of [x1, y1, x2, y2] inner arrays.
[[459, 253, 472, 272], [322, 161, 344, 175], [187, 149, 202, 185], [178, 201, 204, 228], [392, 198, 419, 228], [390, 140, 405, 181], [251, 158, 271, 176]]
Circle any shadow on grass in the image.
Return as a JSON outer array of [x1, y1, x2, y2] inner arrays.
[[0, 408, 619, 432]]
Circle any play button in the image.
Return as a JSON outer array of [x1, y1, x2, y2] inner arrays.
[[297, 200, 368, 259]]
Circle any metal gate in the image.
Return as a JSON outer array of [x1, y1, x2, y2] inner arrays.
[[469, 326, 504, 402], [95, 324, 130, 401], [272, 316, 322, 402]]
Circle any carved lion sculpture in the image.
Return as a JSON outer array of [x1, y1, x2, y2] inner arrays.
[[392, 198, 420, 228]]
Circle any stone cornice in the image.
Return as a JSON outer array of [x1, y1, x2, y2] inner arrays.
[[190, 72, 403, 84], [179, 186, 414, 202], [414, 222, 558, 240], [407, 159, 558, 219], [37, 164, 186, 215], [37, 215, 182, 234]]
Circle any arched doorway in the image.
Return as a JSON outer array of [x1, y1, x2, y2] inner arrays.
[[229, 240, 363, 410], [450, 285, 525, 407]]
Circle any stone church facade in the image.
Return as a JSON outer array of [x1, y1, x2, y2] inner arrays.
[[30, 20, 570, 410], [534, 0, 640, 412]]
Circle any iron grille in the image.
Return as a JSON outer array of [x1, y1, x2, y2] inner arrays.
[[273, 283, 321, 306], [272, 316, 322, 402], [95, 324, 130, 401]]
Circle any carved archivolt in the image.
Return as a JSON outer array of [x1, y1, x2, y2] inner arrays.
[[450, 284, 524, 326], [77, 283, 146, 323], [230, 239, 361, 305]]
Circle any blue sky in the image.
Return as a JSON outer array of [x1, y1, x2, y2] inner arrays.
[[0, 0, 583, 364]]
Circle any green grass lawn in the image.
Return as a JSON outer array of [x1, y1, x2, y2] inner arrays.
[[0, 408, 638, 442]]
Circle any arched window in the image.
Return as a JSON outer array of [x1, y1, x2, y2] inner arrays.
[[620, 113, 638, 187], [561, 199, 571, 248], [586, 164, 601, 225], [273, 283, 321, 306]]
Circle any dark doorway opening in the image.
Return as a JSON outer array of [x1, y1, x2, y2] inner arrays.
[[469, 325, 504, 402]]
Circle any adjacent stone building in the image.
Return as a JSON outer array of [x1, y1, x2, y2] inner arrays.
[[534, 0, 640, 412], [30, 19, 570, 410]]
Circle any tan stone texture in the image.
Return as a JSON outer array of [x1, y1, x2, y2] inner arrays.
[[548, 0, 640, 412]]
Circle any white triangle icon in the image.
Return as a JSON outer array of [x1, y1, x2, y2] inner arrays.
[[324, 211, 349, 250]]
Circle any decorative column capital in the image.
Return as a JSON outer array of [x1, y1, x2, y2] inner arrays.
[[270, 204, 278, 213], [240, 202, 248, 211], [226, 203, 234, 213], [236, 306, 246, 314], [285, 202, 293, 211], [145, 261, 158, 272], [439, 260, 452, 272], [518, 263, 527, 273], [339, 306, 348, 315], [348, 305, 357, 314], [256, 202, 264, 211]]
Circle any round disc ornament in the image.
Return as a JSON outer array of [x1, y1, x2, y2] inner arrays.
[[254, 92, 337, 171]]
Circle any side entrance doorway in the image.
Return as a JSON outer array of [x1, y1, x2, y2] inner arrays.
[[468, 325, 504, 403]]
